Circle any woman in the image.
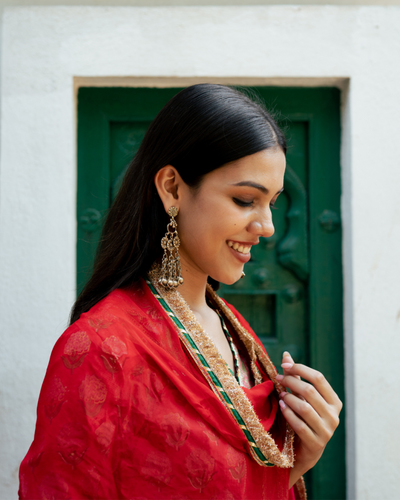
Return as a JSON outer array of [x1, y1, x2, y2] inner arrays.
[[19, 84, 342, 500]]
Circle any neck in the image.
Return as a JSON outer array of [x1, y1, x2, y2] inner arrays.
[[176, 259, 209, 316]]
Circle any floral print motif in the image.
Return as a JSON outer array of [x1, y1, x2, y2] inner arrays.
[[57, 422, 88, 467], [78, 375, 107, 417], [186, 449, 215, 493], [226, 447, 246, 481], [100, 336, 128, 374], [27, 452, 43, 478], [161, 413, 190, 450], [39, 473, 70, 500], [148, 370, 168, 401], [88, 317, 113, 332], [141, 451, 172, 488], [61, 331, 91, 372], [95, 421, 115, 454], [44, 376, 66, 422], [87, 467, 102, 498]]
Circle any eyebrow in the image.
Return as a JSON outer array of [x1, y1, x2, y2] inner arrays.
[[231, 181, 284, 196]]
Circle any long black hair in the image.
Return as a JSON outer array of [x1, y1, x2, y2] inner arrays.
[[70, 84, 286, 324]]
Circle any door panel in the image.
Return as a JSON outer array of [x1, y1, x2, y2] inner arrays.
[[77, 86, 345, 499], [110, 121, 151, 201]]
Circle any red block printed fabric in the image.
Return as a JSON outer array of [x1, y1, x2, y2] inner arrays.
[[19, 277, 305, 500]]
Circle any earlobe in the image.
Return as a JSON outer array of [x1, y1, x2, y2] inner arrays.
[[154, 165, 181, 213]]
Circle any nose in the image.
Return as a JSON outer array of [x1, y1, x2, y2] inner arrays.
[[247, 210, 275, 238]]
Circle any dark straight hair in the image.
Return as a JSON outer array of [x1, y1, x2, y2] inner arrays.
[[70, 84, 286, 324]]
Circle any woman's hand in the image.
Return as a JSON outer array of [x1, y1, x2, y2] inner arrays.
[[276, 351, 343, 488]]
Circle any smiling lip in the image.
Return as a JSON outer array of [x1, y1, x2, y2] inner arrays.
[[227, 240, 258, 264], [228, 245, 251, 263]]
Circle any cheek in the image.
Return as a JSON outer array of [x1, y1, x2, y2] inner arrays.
[[179, 200, 227, 250], [178, 205, 207, 246]]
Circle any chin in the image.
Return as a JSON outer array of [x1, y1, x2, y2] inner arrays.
[[210, 271, 242, 286]]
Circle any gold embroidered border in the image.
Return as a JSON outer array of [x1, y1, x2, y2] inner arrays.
[[207, 286, 291, 394], [294, 476, 307, 500], [173, 320, 272, 466], [148, 269, 294, 468]]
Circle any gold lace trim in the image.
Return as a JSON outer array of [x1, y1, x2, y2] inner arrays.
[[294, 476, 308, 500]]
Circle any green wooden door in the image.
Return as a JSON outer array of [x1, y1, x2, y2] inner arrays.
[[77, 86, 345, 499]]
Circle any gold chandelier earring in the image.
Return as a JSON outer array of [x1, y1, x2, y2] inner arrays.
[[159, 206, 184, 289]]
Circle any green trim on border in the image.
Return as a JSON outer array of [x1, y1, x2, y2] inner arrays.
[[146, 279, 275, 467]]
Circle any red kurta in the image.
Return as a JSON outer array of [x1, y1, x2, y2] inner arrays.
[[19, 278, 304, 500]]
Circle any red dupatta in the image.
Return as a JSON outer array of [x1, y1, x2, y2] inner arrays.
[[19, 273, 306, 500]]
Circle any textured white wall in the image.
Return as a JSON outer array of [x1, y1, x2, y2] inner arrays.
[[0, 5, 399, 499]]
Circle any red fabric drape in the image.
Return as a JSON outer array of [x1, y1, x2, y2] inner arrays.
[[19, 279, 293, 499]]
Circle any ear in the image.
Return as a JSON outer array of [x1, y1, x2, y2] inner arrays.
[[154, 166, 183, 213]]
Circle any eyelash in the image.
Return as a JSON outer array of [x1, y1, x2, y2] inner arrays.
[[233, 198, 278, 210], [233, 198, 253, 207]]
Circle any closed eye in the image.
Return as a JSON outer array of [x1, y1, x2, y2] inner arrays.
[[233, 198, 254, 207]]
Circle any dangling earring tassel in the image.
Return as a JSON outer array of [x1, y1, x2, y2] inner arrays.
[[159, 206, 184, 289]]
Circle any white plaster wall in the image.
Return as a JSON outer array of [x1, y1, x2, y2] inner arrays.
[[0, 5, 399, 499]]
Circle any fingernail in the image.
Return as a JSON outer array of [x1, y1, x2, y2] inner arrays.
[[283, 351, 291, 357], [279, 391, 288, 399], [279, 399, 287, 410], [281, 363, 293, 369], [276, 374, 284, 381]]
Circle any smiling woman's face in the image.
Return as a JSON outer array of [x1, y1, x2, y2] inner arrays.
[[177, 148, 286, 285]]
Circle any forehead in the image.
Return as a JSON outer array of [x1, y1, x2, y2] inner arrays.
[[206, 149, 286, 186]]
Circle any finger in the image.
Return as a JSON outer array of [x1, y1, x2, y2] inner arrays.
[[277, 374, 330, 416], [280, 392, 327, 435], [281, 351, 297, 374], [280, 392, 339, 447], [281, 350, 293, 366], [280, 352, 302, 399], [281, 351, 301, 382], [278, 397, 317, 443], [278, 364, 342, 409], [277, 375, 342, 428]]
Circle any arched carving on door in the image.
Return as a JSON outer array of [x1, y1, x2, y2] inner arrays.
[[277, 165, 309, 282]]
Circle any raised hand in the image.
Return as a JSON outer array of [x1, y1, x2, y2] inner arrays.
[[276, 351, 343, 488]]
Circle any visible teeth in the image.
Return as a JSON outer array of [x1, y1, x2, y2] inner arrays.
[[228, 241, 252, 254]]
